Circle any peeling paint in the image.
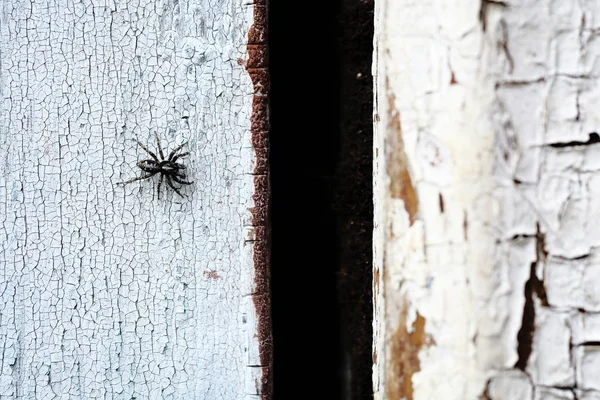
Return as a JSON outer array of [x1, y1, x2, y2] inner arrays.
[[0, 0, 265, 397], [385, 90, 418, 225], [377, 0, 600, 398], [386, 310, 435, 400]]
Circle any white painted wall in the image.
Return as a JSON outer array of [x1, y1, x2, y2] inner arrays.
[[0, 0, 269, 398], [374, 1, 600, 399]]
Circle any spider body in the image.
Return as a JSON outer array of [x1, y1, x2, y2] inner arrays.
[[118, 135, 193, 198], [136, 159, 183, 174]]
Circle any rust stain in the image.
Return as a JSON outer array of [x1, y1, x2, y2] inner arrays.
[[386, 309, 435, 400], [246, 1, 272, 398], [450, 71, 457, 84], [386, 85, 418, 225], [478, 380, 492, 400], [373, 267, 380, 298], [373, 348, 378, 364], [203, 270, 221, 280]]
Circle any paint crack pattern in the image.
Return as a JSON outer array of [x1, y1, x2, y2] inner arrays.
[[486, 2, 600, 398], [377, 1, 600, 399], [0, 0, 262, 398]]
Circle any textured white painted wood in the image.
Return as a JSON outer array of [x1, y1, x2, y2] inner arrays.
[[0, 0, 265, 398], [375, 0, 600, 399]]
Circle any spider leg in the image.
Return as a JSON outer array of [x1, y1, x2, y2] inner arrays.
[[172, 175, 194, 185], [155, 134, 165, 160], [157, 173, 164, 199], [166, 175, 185, 197], [174, 168, 190, 178], [118, 172, 158, 185], [175, 173, 189, 183], [136, 140, 160, 162], [168, 142, 188, 161], [171, 152, 190, 163]]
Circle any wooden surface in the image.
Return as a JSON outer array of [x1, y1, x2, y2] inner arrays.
[[0, 0, 270, 398], [374, 1, 600, 399]]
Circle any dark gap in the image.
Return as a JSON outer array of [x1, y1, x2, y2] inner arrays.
[[547, 132, 600, 148], [269, 1, 342, 399], [514, 262, 536, 371], [269, 0, 374, 399], [579, 342, 600, 346], [334, 0, 374, 399]]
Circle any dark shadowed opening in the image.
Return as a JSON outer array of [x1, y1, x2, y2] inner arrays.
[[269, 0, 374, 399]]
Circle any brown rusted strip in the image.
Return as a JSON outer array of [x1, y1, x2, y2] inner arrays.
[[253, 147, 269, 176], [246, 0, 272, 398], [386, 310, 435, 400], [251, 174, 269, 227], [383, 77, 425, 398], [386, 86, 418, 225], [251, 96, 269, 133]]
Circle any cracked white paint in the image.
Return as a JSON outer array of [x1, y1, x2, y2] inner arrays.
[[374, 0, 600, 399], [0, 0, 266, 398]]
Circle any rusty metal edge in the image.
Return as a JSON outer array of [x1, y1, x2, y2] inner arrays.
[[246, 1, 272, 399]]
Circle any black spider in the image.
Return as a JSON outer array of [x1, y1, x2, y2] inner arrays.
[[118, 135, 193, 198]]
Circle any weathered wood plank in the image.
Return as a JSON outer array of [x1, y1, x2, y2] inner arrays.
[[0, 0, 270, 398], [375, 1, 600, 398]]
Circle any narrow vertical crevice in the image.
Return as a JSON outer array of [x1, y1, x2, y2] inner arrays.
[[515, 224, 549, 371], [334, 0, 374, 398], [269, 2, 342, 399], [269, 1, 374, 399], [515, 261, 536, 371]]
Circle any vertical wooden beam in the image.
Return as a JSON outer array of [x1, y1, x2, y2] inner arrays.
[[375, 0, 600, 398], [0, 0, 271, 397]]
